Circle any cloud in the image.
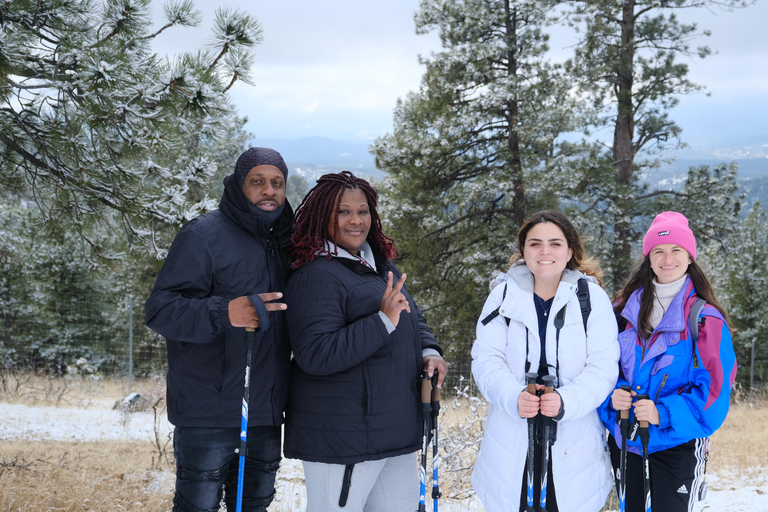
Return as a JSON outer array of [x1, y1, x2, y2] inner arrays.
[[151, 1, 767, 142]]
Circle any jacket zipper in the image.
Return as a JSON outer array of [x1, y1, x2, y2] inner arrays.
[[654, 373, 669, 403]]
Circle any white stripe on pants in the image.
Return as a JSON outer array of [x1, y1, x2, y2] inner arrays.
[[689, 438, 708, 512], [302, 452, 419, 512]]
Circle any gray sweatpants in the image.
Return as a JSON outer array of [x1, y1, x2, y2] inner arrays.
[[302, 452, 420, 512]]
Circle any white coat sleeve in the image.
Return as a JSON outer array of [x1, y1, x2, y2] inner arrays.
[[556, 283, 620, 422], [471, 283, 524, 418]]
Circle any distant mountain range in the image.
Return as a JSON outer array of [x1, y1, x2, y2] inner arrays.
[[251, 137, 384, 183], [252, 135, 768, 204], [646, 135, 768, 207]]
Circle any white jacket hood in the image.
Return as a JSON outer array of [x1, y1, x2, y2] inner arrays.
[[492, 260, 598, 292]]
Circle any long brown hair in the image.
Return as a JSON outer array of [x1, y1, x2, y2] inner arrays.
[[510, 210, 604, 286], [291, 171, 395, 269], [613, 256, 730, 339]]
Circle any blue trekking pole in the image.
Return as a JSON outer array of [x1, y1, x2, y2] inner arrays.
[[430, 370, 442, 512], [235, 325, 256, 512], [417, 371, 432, 512], [524, 372, 538, 512], [539, 375, 556, 512], [618, 384, 632, 512]]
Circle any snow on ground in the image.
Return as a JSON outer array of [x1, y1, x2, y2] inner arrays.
[[0, 401, 173, 442], [1, 401, 765, 512], [692, 471, 768, 512]]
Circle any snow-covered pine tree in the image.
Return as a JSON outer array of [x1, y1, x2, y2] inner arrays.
[[699, 201, 768, 389], [0, 113, 255, 375], [0, 1, 263, 372], [0, 195, 118, 372], [566, 0, 749, 290], [372, 0, 593, 359], [0, 0, 261, 260]]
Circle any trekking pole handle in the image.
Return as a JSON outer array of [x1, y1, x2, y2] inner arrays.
[[541, 374, 556, 394], [246, 327, 256, 332], [421, 371, 432, 404], [636, 393, 650, 428], [430, 370, 441, 403], [619, 384, 631, 420], [525, 372, 538, 395]]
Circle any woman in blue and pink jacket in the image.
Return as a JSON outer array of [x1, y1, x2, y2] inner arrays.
[[597, 212, 737, 512]]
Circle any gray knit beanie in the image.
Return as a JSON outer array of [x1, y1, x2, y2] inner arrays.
[[234, 147, 289, 189]]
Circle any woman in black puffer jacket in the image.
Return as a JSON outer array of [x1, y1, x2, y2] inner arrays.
[[284, 171, 448, 512]]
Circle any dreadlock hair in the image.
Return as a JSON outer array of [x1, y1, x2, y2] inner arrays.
[[613, 256, 730, 340], [291, 171, 396, 269]]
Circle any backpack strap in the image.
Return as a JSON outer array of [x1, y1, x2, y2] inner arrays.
[[481, 280, 591, 329], [553, 305, 567, 387], [688, 298, 706, 369], [576, 278, 591, 331], [480, 283, 510, 326], [479, 279, 591, 387]]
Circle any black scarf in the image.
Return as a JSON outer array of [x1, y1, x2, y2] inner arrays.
[[218, 174, 295, 279]]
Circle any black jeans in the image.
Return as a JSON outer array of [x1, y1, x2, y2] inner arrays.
[[608, 435, 706, 512], [172, 425, 281, 512]]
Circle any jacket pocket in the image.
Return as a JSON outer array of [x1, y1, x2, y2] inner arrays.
[[651, 354, 675, 375], [362, 364, 372, 415]]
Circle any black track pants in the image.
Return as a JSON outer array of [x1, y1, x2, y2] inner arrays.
[[608, 435, 707, 512]]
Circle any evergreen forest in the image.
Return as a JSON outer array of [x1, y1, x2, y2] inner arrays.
[[1, 0, 765, 390]]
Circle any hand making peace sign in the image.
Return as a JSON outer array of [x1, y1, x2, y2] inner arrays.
[[380, 271, 411, 327]]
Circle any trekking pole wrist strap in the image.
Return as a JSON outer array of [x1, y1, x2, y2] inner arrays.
[[247, 293, 269, 332]]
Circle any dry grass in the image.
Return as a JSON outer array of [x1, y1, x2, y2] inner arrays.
[[708, 398, 768, 478], [438, 392, 487, 501], [0, 371, 166, 410], [0, 440, 174, 511], [1, 374, 765, 511]]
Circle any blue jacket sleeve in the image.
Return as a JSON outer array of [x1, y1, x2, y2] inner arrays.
[[655, 315, 737, 440], [144, 228, 232, 343]]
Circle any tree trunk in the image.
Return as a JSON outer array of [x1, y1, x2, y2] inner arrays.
[[610, 0, 637, 291], [504, 1, 526, 226]]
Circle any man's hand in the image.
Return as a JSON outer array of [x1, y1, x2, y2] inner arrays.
[[423, 355, 449, 388], [228, 293, 286, 328]]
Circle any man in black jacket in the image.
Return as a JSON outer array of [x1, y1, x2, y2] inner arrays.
[[145, 147, 294, 512]]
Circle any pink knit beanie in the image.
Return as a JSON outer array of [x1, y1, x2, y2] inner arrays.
[[642, 211, 697, 260]]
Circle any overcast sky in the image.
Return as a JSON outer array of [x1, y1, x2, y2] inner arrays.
[[154, 0, 768, 144]]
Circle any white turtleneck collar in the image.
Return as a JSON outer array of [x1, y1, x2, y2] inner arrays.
[[650, 274, 687, 329]]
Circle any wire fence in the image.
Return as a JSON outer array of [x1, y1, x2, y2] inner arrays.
[[1, 295, 763, 393], [0, 295, 165, 379], [0, 296, 480, 389]]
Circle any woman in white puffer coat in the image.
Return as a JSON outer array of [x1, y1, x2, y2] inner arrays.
[[471, 210, 619, 512]]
